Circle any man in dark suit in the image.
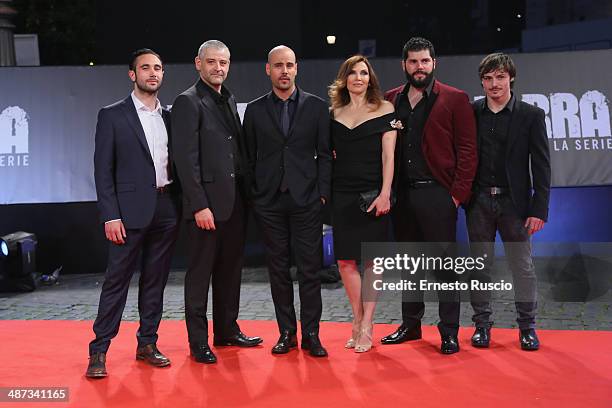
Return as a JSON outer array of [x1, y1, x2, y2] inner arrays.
[[467, 53, 550, 351], [243, 45, 332, 357], [171, 40, 262, 364], [87, 49, 181, 378], [382, 37, 477, 354]]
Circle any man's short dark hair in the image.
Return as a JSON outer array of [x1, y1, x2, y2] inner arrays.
[[129, 48, 162, 71], [478, 52, 516, 81], [402, 37, 436, 61]]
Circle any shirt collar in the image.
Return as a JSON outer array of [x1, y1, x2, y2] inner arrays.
[[483, 92, 515, 113], [271, 87, 298, 103], [403, 78, 435, 98], [131, 91, 162, 114], [200, 79, 231, 104]]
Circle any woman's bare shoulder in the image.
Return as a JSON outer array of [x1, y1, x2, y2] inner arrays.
[[378, 100, 395, 114]]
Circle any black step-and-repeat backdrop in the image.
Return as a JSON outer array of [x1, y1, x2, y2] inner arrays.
[[1, 49, 611, 204]]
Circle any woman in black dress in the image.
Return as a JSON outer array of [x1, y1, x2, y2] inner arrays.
[[329, 55, 398, 352]]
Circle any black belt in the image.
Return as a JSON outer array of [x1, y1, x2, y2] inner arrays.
[[480, 187, 508, 195], [156, 185, 170, 194], [406, 179, 436, 189]]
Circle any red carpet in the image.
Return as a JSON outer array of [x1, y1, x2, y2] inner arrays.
[[0, 320, 611, 407]]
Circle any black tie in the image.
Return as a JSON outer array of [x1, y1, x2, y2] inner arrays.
[[279, 99, 290, 192], [280, 100, 290, 137]]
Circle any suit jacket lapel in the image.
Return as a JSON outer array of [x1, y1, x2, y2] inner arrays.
[[423, 80, 439, 128], [228, 94, 242, 130], [227, 94, 249, 168], [195, 80, 235, 135], [287, 88, 305, 138], [161, 109, 173, 176], [122, 96, 153, 163], [161, 108, 171, 134], [264, 92, 286, 143], [200, 93, 234, 135], [419, 80, 439, 147], [506, 97, 521, 158]]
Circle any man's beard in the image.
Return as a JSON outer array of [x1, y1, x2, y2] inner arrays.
[[405, 70, 434, 88], [134, 74, 160, 94], [275, 82, 293, 90], [136, 82, 158, 94]]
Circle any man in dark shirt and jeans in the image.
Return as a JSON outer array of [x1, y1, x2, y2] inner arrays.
[[383, 37, 477, 354], [468, 53, 551, 351]]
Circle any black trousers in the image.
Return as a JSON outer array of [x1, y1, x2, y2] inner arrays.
[[255, 192, 323, 335], [393, 182, 460, 337], [89, 192, 180, 355], [466, 192, 537, 329], [184, 187, 246, 345]]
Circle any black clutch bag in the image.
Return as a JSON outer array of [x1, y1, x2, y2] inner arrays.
[[358, 190, 396, 214]]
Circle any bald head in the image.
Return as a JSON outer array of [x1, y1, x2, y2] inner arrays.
[[268, 45, 296, 64], [266, 45, 298, 98]]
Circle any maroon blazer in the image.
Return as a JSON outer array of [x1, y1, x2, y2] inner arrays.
[[384, 80, 477, 204]]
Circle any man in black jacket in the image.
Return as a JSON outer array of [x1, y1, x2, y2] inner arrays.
[[467, 53, 551, 351], [87, 49, 181, 378], [172, 40, 262, 364], [243, 45, 332, 357]]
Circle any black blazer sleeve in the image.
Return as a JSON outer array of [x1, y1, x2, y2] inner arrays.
[[528, 107, 551, 221], [93, 108, 121, 223], [171, 94, 210, 214], [315, 102, 332, 200]]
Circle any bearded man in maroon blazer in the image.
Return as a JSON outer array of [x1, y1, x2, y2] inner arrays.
[[381, 37, 477, 354]]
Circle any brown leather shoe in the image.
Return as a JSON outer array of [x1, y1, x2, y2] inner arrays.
[[86, 352, 107, 378], [136, 344, 171, 367]]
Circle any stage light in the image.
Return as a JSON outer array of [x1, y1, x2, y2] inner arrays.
[[517, 14, 522, 18], [89, 61, 94, 66], [497, 27, 502, 32], [0, 231, 38, 292], [0, 233, 24, 258], [326, 35, 336, 45]]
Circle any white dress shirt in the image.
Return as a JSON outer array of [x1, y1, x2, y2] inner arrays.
[[131, 92, 171, 188]]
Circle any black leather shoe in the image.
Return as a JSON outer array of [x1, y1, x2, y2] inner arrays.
[[271, 331, 297, 354], [190, 343, 217, 364], [441, 335, 460, 354], [519, 329, 540, 351], [86, 352, 107, 378], [213, 332, 263, 347], [301, 333, 328, 357], [136, 344, 171, 367], [380, 325, 422, 345], [471, 327, 491, 348]]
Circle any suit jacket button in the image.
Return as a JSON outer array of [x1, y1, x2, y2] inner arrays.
[[230, 173, 235, 178], [228, 136, 233, 140]]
